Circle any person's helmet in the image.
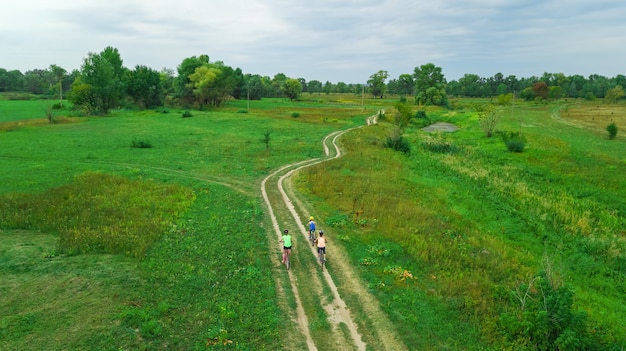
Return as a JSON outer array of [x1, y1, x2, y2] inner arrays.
[[283, 229, 289, 234], [319, 230, 324, 235], [310, 216, 314, 220]]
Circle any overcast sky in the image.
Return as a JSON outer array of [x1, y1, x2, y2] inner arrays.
[[2, 0, 625, 83]]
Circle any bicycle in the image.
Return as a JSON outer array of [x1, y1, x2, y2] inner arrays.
[[316, 230, 327, 271], [308, 230, 316, 247], [317, 247, 325, 271], [284, 248, 291, 270]]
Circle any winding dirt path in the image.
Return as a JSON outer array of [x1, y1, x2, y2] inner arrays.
[[260, 111, 407, 351]]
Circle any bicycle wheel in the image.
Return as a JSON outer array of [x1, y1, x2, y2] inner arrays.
[[309, 232, 315, 246], [318, 251, 324, 271]]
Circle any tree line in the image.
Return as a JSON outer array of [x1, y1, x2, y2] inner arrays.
[[369, 64, 625, 107], [1, 46, 624, 114]]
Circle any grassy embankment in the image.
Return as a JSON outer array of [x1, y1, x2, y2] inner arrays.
[[293, 97, 626, 349]]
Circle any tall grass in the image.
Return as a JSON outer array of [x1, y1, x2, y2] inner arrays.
[[0, 172, 194, 258], [295, 100, 626, 348]]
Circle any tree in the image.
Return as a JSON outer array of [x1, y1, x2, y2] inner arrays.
[[605, 85, 625, 103], [188, 65, 220, 107], [159, 67, 176, 97], [308, 80, 322, 93], [495, 83, 509, 95], [323, 81, 333, 95], [69, 47, 126, 114], [336, 82, 348, 93], [457, 73, 482, 97], [393, 100, 413, 129], [270, 73, 287, 97], [175, 55, 210, 104], [367, 70, 388, 98], [474, 103, 499, 137], [282, 78, 302, 101], [22, 69, 50, 95], [532, 82, 549, 100], [126, 65, 163, 108], [413, 63, 448, 106], [396, 74, 415, 96], [68, 76, 96, 113], [0, 69, 24, 91], [549, 85, 564, 100]]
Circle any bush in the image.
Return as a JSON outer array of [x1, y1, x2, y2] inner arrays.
[[499, 131, 526, 152], [499, 271, 596, 350], [606, 122, 618, 139], [131, 138, 153, 149], [422, 139, 458, 154], [291, 112, 300, 118], [383, 128, 411, 155], [182, 110, 193, 118], [415, 110, 427, 119], [155, 107, 169, 113]]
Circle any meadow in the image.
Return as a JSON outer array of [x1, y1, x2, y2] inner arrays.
[[294, 96, 626, 349], [0, 93, 625, 350]]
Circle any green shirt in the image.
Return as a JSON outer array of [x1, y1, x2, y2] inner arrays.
[[282, 234, 292, 247]]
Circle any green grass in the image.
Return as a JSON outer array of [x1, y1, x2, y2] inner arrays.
[[1, 95, 625, 349], [0, 96, 372, 350], [0, 99, 51, 122], [294, 98, 626, 349]]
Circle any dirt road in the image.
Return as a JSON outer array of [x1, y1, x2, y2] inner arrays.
[[260, 112, 408, 351]]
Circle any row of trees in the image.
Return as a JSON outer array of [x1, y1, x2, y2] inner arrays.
[[1, 46, 624, 113], [0, 47, 317, 113], [374, 66, 625, 105]]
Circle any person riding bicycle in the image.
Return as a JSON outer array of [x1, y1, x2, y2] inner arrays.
[[279, 229, 292, 265], [307, 216, 316, 236], [315, 230, 327, 261]]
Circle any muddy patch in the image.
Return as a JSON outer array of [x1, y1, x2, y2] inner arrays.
[[422, 122, 459, 132]]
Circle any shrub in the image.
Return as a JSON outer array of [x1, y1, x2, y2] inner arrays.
[[291, 112, 300, 118], [412, 110, 432, 128], [499, 131, 526, 152], [131, 138, 153, 149], [422, 139, 458, 154], [155, 107, 169, 113], [499, 271, 596, 350], [383, 128, 411, 155], [606, 122, 618, 139], [182, 110, 193, 118]]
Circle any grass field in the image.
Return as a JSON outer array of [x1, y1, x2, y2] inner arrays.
[[1, 93, 625, 350], [294, 97, 626, 349]]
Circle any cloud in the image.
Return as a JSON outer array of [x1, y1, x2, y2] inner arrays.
[[1, 0, 625, 83]]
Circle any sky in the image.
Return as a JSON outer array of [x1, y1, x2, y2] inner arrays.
[[1, 0, 625, 84]]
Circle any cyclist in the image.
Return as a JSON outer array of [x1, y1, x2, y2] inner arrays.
[[308, 216, 316, 236], [279, 229, 292, 265], [307, 216, 316, 245], [315, 230, 327, 262]]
